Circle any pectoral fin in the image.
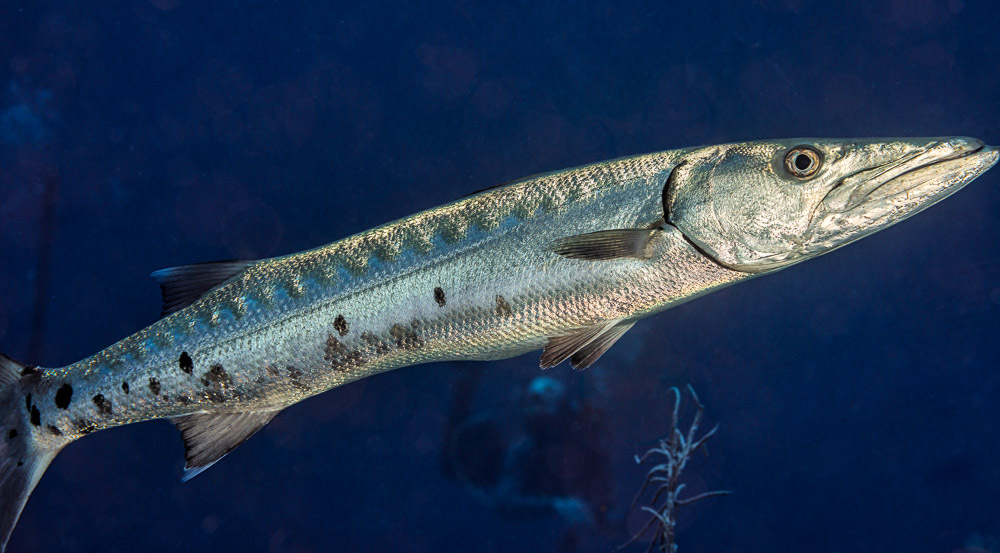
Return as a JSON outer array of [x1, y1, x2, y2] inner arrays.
[[172, 409, 281, 481], [540, 319, 635, 370], [551, 229, 661, 261]]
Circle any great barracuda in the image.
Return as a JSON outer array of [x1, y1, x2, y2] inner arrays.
[[0, 137, 995, 549]]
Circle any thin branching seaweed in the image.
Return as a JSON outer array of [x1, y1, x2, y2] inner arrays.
[[621, 385, 729, 553]]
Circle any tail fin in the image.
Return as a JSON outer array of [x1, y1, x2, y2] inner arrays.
[[0, 354, 62, 552]]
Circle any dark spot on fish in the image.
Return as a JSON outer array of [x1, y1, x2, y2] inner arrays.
[[202, 388, 226, 403], [201, 364, 231, 388], [334, 315, 349, 336], [286, 366, 308, 390], [121, 381, 130, 394], [92, 394, 112, 416], [7, 429, 16, 440], [16, 461, 22, 467], [176, 395, 192, 405], [30, 406, 40, 427], [54, 384, 73, 409], [324, 334, 346, 361], [362, 331, 391, 356], [149, 377, 161, 396], [47, 424, 62, 436], [25, 394, 31, 412], [337, 352, 361, 370], [72, 419, 96, 434], [179, 351, 194, 374], [410, 319, 421, 329], [496, 295, 513, 318], [266, 364, 282, 378], [434, 286, 446, 306], [323, 334, 366, 373], [343, 351, 366, 370], [19, 365, 37, 377], [390, 323, 424, 350]]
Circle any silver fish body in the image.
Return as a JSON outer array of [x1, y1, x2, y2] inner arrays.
[[0, 137, 995, 550], [34, 148, 737, 433]]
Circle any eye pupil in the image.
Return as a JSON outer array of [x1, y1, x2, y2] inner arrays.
[[784, 146, 822, 178]]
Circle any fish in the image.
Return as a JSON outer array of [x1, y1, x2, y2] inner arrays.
[[0, 137, 995, 549]]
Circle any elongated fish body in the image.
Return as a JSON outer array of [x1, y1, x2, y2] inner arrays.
[[0, 137, 996, 550], [40, 149, 741, 428]]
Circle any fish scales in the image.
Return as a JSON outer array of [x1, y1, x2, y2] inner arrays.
[[36, 150, 691, 433]]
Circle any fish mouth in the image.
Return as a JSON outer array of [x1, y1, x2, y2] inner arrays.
[[807, 137, 998, 254], [823, 137, 994, 213]]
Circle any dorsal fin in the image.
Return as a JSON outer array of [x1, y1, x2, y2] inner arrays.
[[459, 167, 563, 199], [540, 319, 634, 370], [172, 409, 281, 481], [0, 354, 24, 386], [551, 229, 661, 261], [151, 260, 255, 316]]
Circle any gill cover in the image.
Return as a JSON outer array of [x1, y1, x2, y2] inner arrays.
[[664, 141, 838, 272]]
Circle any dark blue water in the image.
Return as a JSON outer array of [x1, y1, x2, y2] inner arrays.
[[1, 2, 998, 552]]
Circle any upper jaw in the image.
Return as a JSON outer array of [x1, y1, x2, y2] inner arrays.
[[822, 137, 989, 213], [806, 137, 997, 254]]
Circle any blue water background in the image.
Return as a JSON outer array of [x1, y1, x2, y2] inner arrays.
[[1, 1, 999, 552]]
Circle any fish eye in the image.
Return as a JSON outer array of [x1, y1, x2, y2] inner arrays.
[[783, 146, 822, 179]]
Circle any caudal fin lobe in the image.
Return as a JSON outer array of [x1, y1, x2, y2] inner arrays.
[[0, 354, 62, 552]]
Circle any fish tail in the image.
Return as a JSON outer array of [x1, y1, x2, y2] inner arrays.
[[0, 354, 64, 552]]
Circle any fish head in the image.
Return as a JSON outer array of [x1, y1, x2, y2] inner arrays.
[[663, 137, 998, 273]]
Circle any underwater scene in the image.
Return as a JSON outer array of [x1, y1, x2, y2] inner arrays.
[[1, 1, 999, 552]]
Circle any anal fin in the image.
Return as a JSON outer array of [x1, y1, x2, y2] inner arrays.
[[540, 319, 634, 370], [172, 409, 281, 481], [551, 229, 661, 261]]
